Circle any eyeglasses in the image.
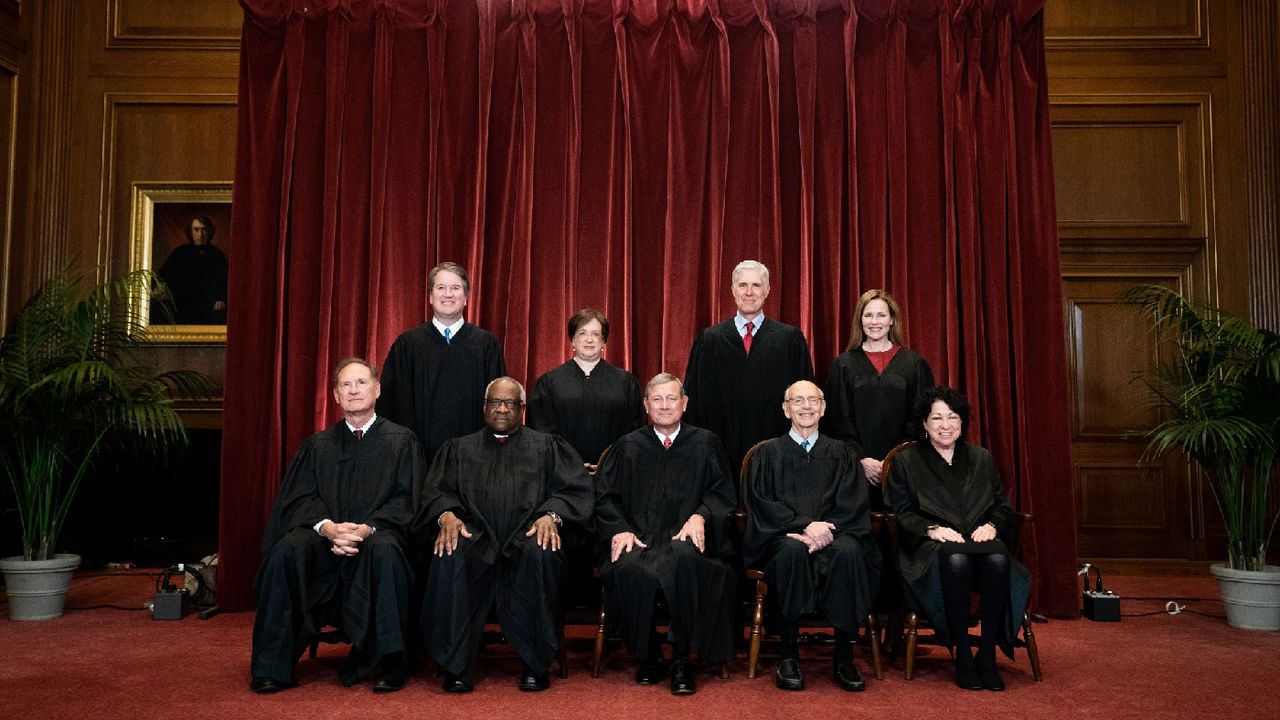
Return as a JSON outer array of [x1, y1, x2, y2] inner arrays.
[[574, 329, 603, 339], [785, 396, 824, 407], [485, 398, 523, 410]]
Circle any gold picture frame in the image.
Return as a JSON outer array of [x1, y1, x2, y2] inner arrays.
[[129, 181, 233, 343]]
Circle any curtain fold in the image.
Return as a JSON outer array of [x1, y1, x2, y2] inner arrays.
[[222, 0, 1077, 616]]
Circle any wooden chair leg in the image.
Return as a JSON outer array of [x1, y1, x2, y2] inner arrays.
[[904, 611, 919, 680], [592, 603, 607, 678], [865, 613, 883, 680], [747, 579, 767, 679], [1022, 614, 1043, 682]]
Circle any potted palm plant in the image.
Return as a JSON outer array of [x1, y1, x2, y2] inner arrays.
[[1128, 285, 1280, 630], [0, 266, 209, 620]]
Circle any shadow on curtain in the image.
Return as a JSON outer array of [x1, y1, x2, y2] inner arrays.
[[221, 0, 1077, 616]]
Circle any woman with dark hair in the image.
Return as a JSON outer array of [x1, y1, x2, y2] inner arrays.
[[527, 308, 644, 471], [885, 386, 1031, 691], [822, 289, 934, 504]]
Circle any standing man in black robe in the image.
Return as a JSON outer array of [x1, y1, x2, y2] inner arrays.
[[684, 259, 814, 475], [155, 215, 228, 324], [418, 377, 593, 693], [251, 358, 423, 694], [743, 380, 880, 692], [595, 373, 737, 695], [377, 261, 506, 461]]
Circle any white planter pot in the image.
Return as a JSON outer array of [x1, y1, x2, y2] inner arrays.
[[0, 553, 82, 621], [1210, 563, 1280, 631]]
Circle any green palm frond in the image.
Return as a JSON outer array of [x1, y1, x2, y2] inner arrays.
[[0, 265, 213, 560], [1127, 284, 1280, 571]]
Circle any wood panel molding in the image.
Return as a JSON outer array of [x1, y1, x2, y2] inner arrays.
[[27, 0, 73, 283], [1051, 94, 1211, 241], [1242, 0, 1280, 331], [1076, 463, 1167, 531], [1044, 0, 1207, 50], [0, 60, 16, 322], [106, 0, 240, 50], [98, 92, 237, 275]]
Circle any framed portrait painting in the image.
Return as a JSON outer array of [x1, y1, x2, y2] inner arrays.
[[129, 181, 233, 343]]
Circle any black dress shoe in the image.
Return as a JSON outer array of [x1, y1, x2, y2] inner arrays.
[[955, 660, 983, 691], [669, 659, 697, 695], [249, 677, 296, 694], [372, 654, 407, 693], [832, 660, 865, 692], [977, 657, 1005, 691], [518, 664, 550, 692], [442, 672, 474, 693], [774, 657, 804, 691], [635, 657, 668, 685]]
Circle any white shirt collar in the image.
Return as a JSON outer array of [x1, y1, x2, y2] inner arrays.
[[345, 414, 377, 435], [573, 356, 601, 375], [432, 317, 465, 337], [735, 313, 764, 336], [653, 424, 682, 444], [789, 428, 818, 449]]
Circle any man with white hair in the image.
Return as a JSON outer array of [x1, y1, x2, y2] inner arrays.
[[684, 260, 814, 475]]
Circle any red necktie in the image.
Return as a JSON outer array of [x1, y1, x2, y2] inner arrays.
[[353, 429, 363, 441], [743, 321, 754, 355], [663, 435, 672, 449]]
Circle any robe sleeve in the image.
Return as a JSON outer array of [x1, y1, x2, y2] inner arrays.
[[886, 450, 933, 553], [978, 454, 1022, 547], [696, 434, 738, 557], [414, 438, 468, 543], [827, 445, 872, 539], [821, 356, 867, 457], [485, 332, 508, 384], [745, 444, 815, 538], [525, 372, 558, 436], [625, 372, 645, 436], [259, 435, 329, 558], [376, 336, 415, 428], [902, 352, 935, 443], [683, 330, 708, 427], [364, 432, 426, 536], [594, 439, 636, 541], [536, 434, 594, 531], [792, 330, 815, 382]]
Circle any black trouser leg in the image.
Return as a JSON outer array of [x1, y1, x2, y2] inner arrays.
[[778, 619, 799, 661], [833, 629, 854, 663], [939, 550, 974, 665], [975, 552, 1011, 662]]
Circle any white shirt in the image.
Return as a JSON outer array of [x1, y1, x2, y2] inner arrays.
[[432, 317, 464, 339], [788, 428, 818, 452], [734, 312, 764, 339], [653, 424, 683, 446]]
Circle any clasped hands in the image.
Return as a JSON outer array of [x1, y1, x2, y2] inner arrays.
[[610, 514, 707, 562], [926, 522, 996, 543], [787, 521, 836, 554], [320, 521, 374, 556]]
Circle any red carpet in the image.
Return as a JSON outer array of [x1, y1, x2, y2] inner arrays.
[[1, 569, 1275, 719]]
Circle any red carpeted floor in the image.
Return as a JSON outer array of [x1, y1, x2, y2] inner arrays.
[[2, 569, 1276, 720]]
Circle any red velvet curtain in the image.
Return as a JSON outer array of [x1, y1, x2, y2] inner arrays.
[[221, 0, 1077, 615]]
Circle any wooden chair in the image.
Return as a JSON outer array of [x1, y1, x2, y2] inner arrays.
[[737, 440, 884, 681], [879, 441, 1043, 682]]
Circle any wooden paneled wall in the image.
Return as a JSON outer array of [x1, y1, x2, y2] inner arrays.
[[1046, 0, 1278, 560], [0, 2, 1275, 561]]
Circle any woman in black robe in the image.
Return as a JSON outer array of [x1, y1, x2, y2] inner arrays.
[[823, 289, 934, 504], [885, 387, 1031, 691], [527, 308, 644, 471]]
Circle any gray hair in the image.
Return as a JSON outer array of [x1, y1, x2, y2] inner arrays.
[[484, 376, 526, 403], [731, 259, 770, 286], [645, 372, 685, 397]]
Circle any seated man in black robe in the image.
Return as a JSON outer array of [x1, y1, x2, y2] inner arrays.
[[743, 380, 881, 692], [418, 377, 593, 692], [251, 358, 424, 694], [595, 372, 737, 695]]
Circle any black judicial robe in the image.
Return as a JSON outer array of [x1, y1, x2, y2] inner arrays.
[[527, 359, 644, 466], [685, 317, 814, 475], [743, 434, 880, 629], [822, 346, 934, 462], [885, 441, 1031, 655], [156, 242, 228, 324], [595, 425, 738, 663], [416, 426, 594, 674], [252, 418, 424, 685], [377, 321, 506, 461]]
